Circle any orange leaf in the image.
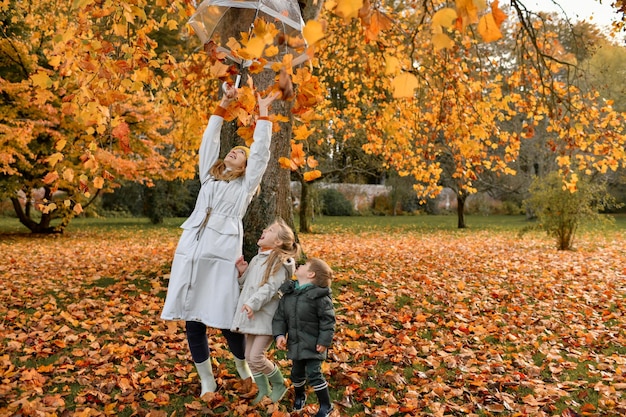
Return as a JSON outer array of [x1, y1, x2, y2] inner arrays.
[[478, 13, 502, 42], [391, 73, 418, 98], [291, 142, 306, 167], [303, 20, 325, 45], [303, 169, 321, 182], [43, 171, 59, 185]]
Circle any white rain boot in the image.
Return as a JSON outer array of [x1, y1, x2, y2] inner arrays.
[[195, 358, 217, 395], [234, 357, 253, 380]]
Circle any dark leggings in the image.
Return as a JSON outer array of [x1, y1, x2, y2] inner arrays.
[[185, 321, 245, 363]]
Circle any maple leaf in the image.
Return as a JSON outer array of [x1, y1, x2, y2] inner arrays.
[[303, 169, 321, 181], [291, 142, 306, 167], [391, 73, 418, 98], [478, 13, 503, 42], [334, 0, 364, 21], [293, 124, 315, 141], [278, 156, 297, 171], [432, 7, 458, 29], [303, 20, 326, 45], [491, 0, 507, 27]]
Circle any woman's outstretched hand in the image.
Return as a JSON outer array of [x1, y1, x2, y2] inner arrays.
[[220, 82, 238, 107], [257, 91, 281, 117]]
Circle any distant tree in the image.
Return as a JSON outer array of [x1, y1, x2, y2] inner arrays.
[[523, 171, 618, 250]]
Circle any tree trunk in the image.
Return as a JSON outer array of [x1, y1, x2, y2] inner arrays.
[[242, 96, 295, 261], [298, 176, 312, 233], [218, 2, 324, 260], [11, 188, 57, 234], [457, 192, 467, 229]]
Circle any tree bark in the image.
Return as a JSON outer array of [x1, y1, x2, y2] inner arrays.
[[457, 192, 467, 229], [242, 96, 295, 261], [298, 176, 312, 233]]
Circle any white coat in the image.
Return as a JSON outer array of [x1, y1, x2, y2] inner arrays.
[[231, 251, 295, 335], [160, 111, 272, 329]]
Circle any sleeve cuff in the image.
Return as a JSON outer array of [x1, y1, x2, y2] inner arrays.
[[214, 106, 228, 118], [258, 116, 270, 121]]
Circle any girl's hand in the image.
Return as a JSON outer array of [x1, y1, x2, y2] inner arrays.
[[242, 304, 254, 319], [257, 91, 280, 117], [235, 256, 248, 276], [316, 344, 327, 353]]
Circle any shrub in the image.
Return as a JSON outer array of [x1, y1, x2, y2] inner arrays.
[[320, 188, 354, 216], [523, 172, 619, 250]]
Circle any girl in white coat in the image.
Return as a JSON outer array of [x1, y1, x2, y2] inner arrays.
[[161, 84, 279, 396], [231, 218, 300, 405]]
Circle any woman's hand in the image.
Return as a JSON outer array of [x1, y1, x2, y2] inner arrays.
[[220, 82, 238, 107], [257, 91, 280, 117]]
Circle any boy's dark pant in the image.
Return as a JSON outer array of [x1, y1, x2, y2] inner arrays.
[[291, 359, 327, 390]]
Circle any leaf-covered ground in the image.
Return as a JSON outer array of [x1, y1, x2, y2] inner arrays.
[[1, 226, 625, 416]]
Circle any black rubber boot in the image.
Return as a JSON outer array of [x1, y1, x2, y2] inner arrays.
[[293, 384, 307, 412], [314, 387, 333, 417]]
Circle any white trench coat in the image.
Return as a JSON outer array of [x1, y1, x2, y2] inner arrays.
[[160, 111, 272, 329]]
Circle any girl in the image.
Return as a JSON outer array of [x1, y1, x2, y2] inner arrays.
[[231, 218, 300, 405], [161, 84, 280, 396]]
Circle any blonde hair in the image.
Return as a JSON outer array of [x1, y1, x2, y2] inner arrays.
[[209, 159, 246, 181], [260, 218, 301, 286], [308, 257, 333, 288]]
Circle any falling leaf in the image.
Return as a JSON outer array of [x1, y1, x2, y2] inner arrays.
[[391, 73, 418, 98], [432, 7, 457, 29], [478, 13, 502, 42], [303, 20, 325, 45], [335, 0, 364, 21]]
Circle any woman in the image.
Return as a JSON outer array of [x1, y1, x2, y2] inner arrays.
[[161, 83, 279, 396]]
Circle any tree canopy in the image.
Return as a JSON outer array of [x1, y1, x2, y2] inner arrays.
[[1, 0, 626, 232]]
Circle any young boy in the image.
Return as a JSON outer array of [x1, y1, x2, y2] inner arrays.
[[272, 258, 336, 417]]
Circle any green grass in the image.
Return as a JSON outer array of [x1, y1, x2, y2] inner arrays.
[[2, 213, 625, 235]]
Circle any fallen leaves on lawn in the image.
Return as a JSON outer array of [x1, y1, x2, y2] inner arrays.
[[1, 227, 625, 416]]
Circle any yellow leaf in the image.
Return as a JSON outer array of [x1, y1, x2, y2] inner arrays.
[[477, 13, 502, 42], [303, 170, 322, 182], [242, 37, 266, 59], [55, 139, 67, 151], [293, 124, 315, 141], [307, 156, 319, 168], [335, 0, 363, 20], [63, 168, 74, 182], [384, 55, 401, 75], [303, 20, 325, 45], [93, 176, 104, 189], [47, 153, 64, 167], [432, 8, 457, 29], [73, 203, 83, 214], [432, 33, 454, 50], [143, 391, 157, 401], [31, 71, 52, 88], [265, 44, 279, 57], [391, 73, 418, 99], [209, 60, 230, 78]]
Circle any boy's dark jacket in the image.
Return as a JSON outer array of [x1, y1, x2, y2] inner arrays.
[[272, 280, 336, 360]]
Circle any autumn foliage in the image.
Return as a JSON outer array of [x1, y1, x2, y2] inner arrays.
[[1, 223, 625, 416]]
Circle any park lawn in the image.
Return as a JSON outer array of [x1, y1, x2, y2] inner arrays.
[[1, 216, 625, 416]]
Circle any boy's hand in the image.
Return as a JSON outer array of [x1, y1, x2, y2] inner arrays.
[[276, 335, 287, 350]]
